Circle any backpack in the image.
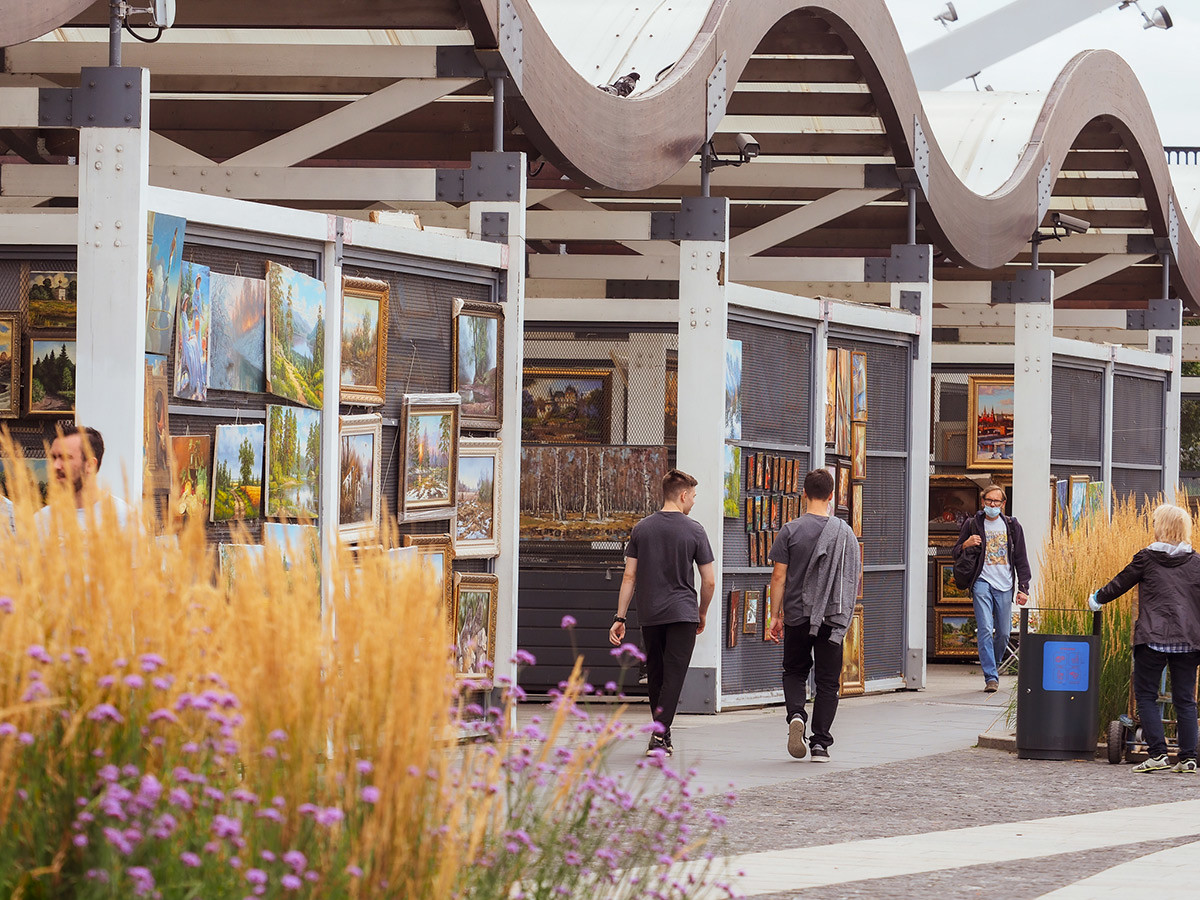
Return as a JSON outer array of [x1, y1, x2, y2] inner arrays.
[[952, 518, 981, 590]]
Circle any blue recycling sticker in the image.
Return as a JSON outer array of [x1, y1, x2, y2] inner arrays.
[[1043, 641, 1090, 692]]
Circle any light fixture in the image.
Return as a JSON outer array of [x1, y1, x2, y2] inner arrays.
[[933, 2, 958, 28], [1120, 1, 1173, 30]]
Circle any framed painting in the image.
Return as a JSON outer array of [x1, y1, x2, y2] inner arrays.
[[0, 316, 20, 418], [725, 338, 742, 441], [836, 463, 850, 511], [851, 482, 863, 538], [24, 267, 77, 330], [265, 261, 326, 409], [840, 603, 865, 696], [825, 347, 837, 445], [857, 540, 864, 600], [453, 573, 499, 680], [453, 299, 501, 428], [144, 355, 171, 492], [521, 366, 610, 444], [400, 393, 460, 521], [762, 583, 773, 637], [211, 423, 264, 521], [170, 435, 212, 524], [1056, 479, 1069, 530], [967, 375, 1014, 470], [851, 421, 866, 480], [836, 348, 851, 455], [743, 589, 760, 634], [1086, 480, 1107, 523], [727, 589, 740, 648], [341, 276, 389, 406], [663, 354, 678, 445], [338, 413, 383, 543], [27, 337, 76, 417], [850, 350, 867, 421], [935, 608, 978, 658], [173, 261, 212, 402], [0, 457, 50, 505], [403, 533, 454, 615], [455, 437, 501, 558], [263, 522, 319, 570], [929, 485, 977, 532], [209, 272, 266, 393], [145, 212, 187, 355], [1069, 474, 1089, 530], [265, 405, 321, 521], [936, 558, 972, 603], [723, 444, 741, 518], [217, 543, 265, 590]]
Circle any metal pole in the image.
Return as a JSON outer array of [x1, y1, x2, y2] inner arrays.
[[108, 0, 122, 67], [491, 74, 504, 153], [1162, 252, 1171, 298], [1031, 240, 1040, 270], [700, 144, 711, 198], [907, 186, 917, 244]]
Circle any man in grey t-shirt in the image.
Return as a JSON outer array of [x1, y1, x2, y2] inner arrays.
[[610, 468, 715, 757]]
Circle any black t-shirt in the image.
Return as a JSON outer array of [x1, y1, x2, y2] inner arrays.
[[770, 513, 830, 619], [625, 510, 715, 626]]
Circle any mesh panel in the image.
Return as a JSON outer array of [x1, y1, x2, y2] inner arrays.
[[1112, 467, 1163, 504], [719, 572, 785, 695], [862, 570, 905, 681], [930, 367, 1010, 471], [729, 318, 811, 446], [1113, 373, 1165, 466], [1051, 364, 1103, 463], [834, 335, 909, 453]]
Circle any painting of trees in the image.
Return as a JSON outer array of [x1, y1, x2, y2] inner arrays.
[[454, 305, 500, 426], [265, 261, 326, 409], [211, 423, 264, 521], [265, 404, 321, 520], [27, 340, 76, 415]]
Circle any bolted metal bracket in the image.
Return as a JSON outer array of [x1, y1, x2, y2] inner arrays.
[[1156, 335, 1174, 356], [480, 211, 509, 243], [898, 289, 922, 315], [649, 197, 728, 242], [1169, 196, 1180, 262], [912, 117, 930, 200], [39, 66, 143, 128], [435, 151, 523, 204], [705, 53, 727, 142], [436, 45, 487, 78], [866, 164, 903, 190], [498, 0, 524, 91], [864, 244, 931, 283], [1127, 297, 1182, 331], [1036, 161, 1053, 227], [991, 269, 1053, 304]]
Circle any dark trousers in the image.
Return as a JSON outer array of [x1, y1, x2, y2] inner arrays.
[[782, 622, 842, 749], [1133, 644, 1200, 761], [641, 622, 697, 735]]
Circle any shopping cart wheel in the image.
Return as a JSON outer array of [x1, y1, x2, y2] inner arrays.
[[1107, 720, 1125, 764]]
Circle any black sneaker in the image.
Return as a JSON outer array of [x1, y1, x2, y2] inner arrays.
[[646, 734, 672, 757], [810, 744, 830, 763]]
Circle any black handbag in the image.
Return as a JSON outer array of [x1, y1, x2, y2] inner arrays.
[[952, 520, 981, 590]]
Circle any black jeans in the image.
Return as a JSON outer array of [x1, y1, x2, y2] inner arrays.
[[1133, 644, 1200, 760], [641, 621, 697, 736], [783, 622, 842, 749]]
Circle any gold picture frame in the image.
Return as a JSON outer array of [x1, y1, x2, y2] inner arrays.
[[454, 437, 501, 558], [967, 375, 1015, 471], [338, 413, 383, 544], [26, 336, 76, 418], [453, 299, 503, 430], [840, 603, 865, 696], [399, 392, 461, 522], [403, 532, 455, 617], [934, 607, 979, 658], [0, 315, 21, 419], [340, 276, 390, 406], [851, 482, 863, 537], [453, 572, 499, 680]]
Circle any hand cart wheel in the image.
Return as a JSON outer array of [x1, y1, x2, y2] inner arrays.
[[1106, 719, 1126, 764]]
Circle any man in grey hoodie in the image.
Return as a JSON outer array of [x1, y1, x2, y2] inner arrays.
[[767, 468, 861, 762]]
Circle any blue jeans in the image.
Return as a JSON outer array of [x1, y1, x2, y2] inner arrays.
[[972, 579, 1013, 682]]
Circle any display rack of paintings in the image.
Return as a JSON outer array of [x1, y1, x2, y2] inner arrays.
[[403, 533, 454, 615], [173, 261, 212, 402], [742, 589, 760, 634], [453, 299, 501, 428], [743, 453, 802, 567], [840, 604, 865, 696], [455, 437, 501, 558], [453, 572, 499, 680], [26, 337, 76, 418], [144, 354, 171, 491], [24, 267, 77, 330], [400, 393, 460, 522], [0, 316, 20, 419], [209, 272, 266, 393], [170, 435, 212, 524], [341, 276, 389, 407], [967, 375, 1014, 470], [728, 589, 741, 648], [265, 261, 326, 410], [265, 404, 321, 521], [145, 212, 186, 356], [521, 366, 610, 444], [934, 608, 978, 658], [338, 413, 383, 543], [210, 423, 264, 522]]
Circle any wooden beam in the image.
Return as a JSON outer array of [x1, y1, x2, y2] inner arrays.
[[525, 210, 653, 242], [730, 188, 894, 256], [1052, 253, 1157, 299], [0, 89, 40, 129]]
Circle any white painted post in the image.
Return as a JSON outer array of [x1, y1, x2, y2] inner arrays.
[[319, 220, 345, 618], [1150, 313, 1183, 501], [675, 210, 730, 714], [74, 69, 151, 503], [812, 309, 829, 473], [1101, 352, 1115, 515], [1012, 294, 1055, 599]]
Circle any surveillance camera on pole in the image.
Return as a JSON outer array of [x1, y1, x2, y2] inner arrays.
[[1051, 212, 1091, 235]]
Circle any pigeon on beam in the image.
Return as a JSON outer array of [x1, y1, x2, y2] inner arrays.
[[597, 72, 640, 97]]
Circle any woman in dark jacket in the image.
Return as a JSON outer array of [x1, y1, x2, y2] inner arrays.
[[1090, 504, 1200, 774]]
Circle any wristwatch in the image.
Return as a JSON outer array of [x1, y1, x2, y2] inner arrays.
[[613, 614, 626, 623]]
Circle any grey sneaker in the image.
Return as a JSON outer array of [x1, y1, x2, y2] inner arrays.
[[810, 744, 830, 763], [1133, 754, 1170, 773], [1172, 758, 1198, 774], [787, 718, 808, 759], [984, 681, 999, 693]]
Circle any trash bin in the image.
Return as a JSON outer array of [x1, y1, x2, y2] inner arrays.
[[1015, 607, 1102, 760]]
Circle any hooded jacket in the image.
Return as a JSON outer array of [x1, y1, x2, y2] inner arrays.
[[952, 510, 1032, 594], [1095, 543, 1200, 648]]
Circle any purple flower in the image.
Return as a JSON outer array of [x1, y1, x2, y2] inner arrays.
[[149, 708, 179, 725], [114, 658, 128, 668], [315, 806, 345, 827], [282, 874, 303, 890], [98, 675, 115, 688], [260, 850, 276, 863], [21, 681, 51, 702], [560, 615, 577, 629], [137, 774, 163, 804], [127, 867, 155, 896], [0, 723, 15, 737], [103, 826, 134, 855], [512, 649, 537, 666], [17, 732, 33, 746], [245, 868, 268, 886], [254, 807, 284, 823], [27, 644, 53, 664], [168, 788, 193, 811], [360, 786, 381, 805], [139, 653, 166, 672], [0, 596, 13, 614], [152, 675, 174, 690], [609, 643, 647, 664], [72, 833, 88, 848], [212, 814, 242, 839], [73, 646, 92, 663], [123, 674, 145, 690], [180, 851, 201, 868], [283, 850, 307, 872], [356, 760, 373, 775], [98, 764, 120, 782], [231, 788, 258, 804], [345, 865, 363, 878], [268, 729, 288, 742], [85, 869, 110, 883]]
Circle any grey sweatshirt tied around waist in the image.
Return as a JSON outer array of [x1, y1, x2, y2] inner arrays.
[[796, 512, 860, 643]]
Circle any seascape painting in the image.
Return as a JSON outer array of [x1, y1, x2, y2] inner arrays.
[[210, 423, 264, 522], [173, 261, 212, 402], [209, 273, 266, 393], [27, 269, 77, 329], [521, 368, 608, 444], [266, 261, 326, 409], [145, 212, 186, 355], [266, 404, 321, 521], [27, 339, 76, 416], [454, 303, 501, 428], [170, 435, 211, 523]]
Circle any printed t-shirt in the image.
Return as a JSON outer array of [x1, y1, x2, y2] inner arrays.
[[980, 514, 1014, 592]]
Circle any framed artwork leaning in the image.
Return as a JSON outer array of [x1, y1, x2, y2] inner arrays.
[[453, 572, 499, 680], [935, 608, 978, 658], [840, 603, 865, 696], [338, 413, 383, 543], [400, 393, 461, 521], [935, 558, 972, 604], [403, 532, 455, 617], [0, 316, 20, 419], [455, 437, 501, 558], [340, 276, 389, 406], [453, 299, 502, 429]]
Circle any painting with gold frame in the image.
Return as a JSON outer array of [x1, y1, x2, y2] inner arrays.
[[338, 413, 383, 543], [453, 299, 503, 430], [851, 421, 866, 480], [521, 365, 610, 444], [935, 608, 978, 658], [455, 437, 501, 558], [400, 392, 460, 522], [453, 572, 499, 680], [935, 557, 972, 603], [340, 275, 389, 406], [403, 532, 454, 616], [0, 315, 20, 419], [824, 347, 837, 445], [835, 348, 851, 454], [840, 603, 865, 696], [851, 482, 863, 537], [967, 374, 1015, 470]]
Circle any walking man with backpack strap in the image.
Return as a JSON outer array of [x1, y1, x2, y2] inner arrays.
[[952, 483, 1031, 692]]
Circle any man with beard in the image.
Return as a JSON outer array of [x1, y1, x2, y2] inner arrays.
[[35, 425, 133, 529]]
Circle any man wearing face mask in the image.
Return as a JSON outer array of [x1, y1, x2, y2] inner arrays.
[[952, 483, 1030, 693]]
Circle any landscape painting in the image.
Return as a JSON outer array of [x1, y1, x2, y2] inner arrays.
[[338, 413, 382, 543], [211, 423, 264, 521], [851, 350, 867, 421], [825, 348, 836, 445], [521, 367, 608, 444], [340, 276, 389, 406], [967, 375, 1015, 469], [27, 339, 75, 416], [266, 261, 325, 409], [0, 457, 50, 504], [263, 522, 319, 570], [936, 610, 978, 657], [266, 404, 321, 521], [209, 273, 266, 393], [0, 316, 19, 418], [173, 261, 212, 402], [454, 301, 502, 429], [455, 438, 500, 558], [519, 445, 666, 541], [170, 435, 211, 523], [145, 212, 187, 355], [723, 443, 741, 518], [836, 348, 851, 455], [27, 269, 77, 329], [454, 574, 498, 679], [725, 338, 742, 441], [401, 394, 459, 518], [144, 354, 170, 491]]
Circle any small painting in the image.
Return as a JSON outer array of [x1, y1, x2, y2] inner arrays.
[[403, 533, 454, 615], [401, 393, 460, 520], [0, 316, 20, 418], [851, 482, 863, 537], [263, 522, 319, 570], [851, 421, 866, 481], [851, 350, 868, 422], [453, 573, 499, 680], [211, 423, 264, 521], [266, 261, 326, 410], [935, 609, 978, 657], [1069, 475, 1089, 530], [173, 261, 212, 402], [743, 589, 760, 634], [728, 589, 740, 648], [967, 375, 1014, 470], [725, 338, 742, 441], [341, 276, 389, 407], [857, 540, 864, 600], [1056, 479, 1069, 530], [0, 457, 50, 504], [265, 404, 321, 521], [145, 212, 187, 355], [170, 435, 211, 523], [840, 604, 865, 696], [144, 354, 171, 491], [218, 543, 265, 589], [27, 338, 76, 417], [825, 347, 837, 445], [453, 300, 501, 429], [1086, 480, 1106, 523], [723, 444, 741, 518], [837, 463, 851, 511], [836, 348, 851, 455], [763, 583, 773, 637], [521, 367, 609, 444], [456, 437, 501, 558], [339, 413, 382, 543], [929, 485, 977, 532], [26, 269, 77, 329], [936, 559, 972, 603], [664, 357, 678, 444], [209, 273, 266, 393]]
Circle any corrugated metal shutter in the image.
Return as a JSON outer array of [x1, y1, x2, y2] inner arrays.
[[1112, 371, 1165, 502]]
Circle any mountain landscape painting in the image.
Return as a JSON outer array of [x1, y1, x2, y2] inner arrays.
[[266, 261, 325, 409]]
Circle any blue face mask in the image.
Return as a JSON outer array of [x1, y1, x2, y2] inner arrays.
[[983, 505, 1002, 519]]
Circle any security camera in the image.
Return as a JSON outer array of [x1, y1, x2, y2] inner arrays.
[[1144, 5, 1172, 29], [151, 0, 177, 28], [735, 133, 760, 161], [1051, 212, 1090, 235], [933, 3, 958, 26]]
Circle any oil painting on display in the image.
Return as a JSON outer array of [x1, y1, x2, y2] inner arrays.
[[401, 395, 459, 517], [0, 316, 19, 418], [144, 354, 170, 490], [454, 574, 498, 679], [455, 439, 500, 558], [266, 261, 326, 409], [836, 348, 851, 455], [403, 534, 454, 612], [338, 414, 382, 543], [170, 435, 211, 523], [519, 445, 667, 541], [723, 444, 741, 518], [1, 458, 50, 503], [1069, 475, 1089, 530], [341, 277, 389, 406], [929, 486, 977, 532], [173, 261, 212, 402], [936, 610, 978, 657], [266, 405, 321, 521], [454, 301, 501, 428], [728, 590, 740, 648], [27, 339, 75, 416], [967, 375, 1015, 469], [825, 348, 836, 445], [743, 589, 760, 633], [521, 367, 608, 444], [851, 350, 867, 421], [145, 212, 187, 355], [840, 604, 865, 696], [1086, 480, 1106, 523], [211, 423, 264, 522], [725, 338, 742, 441], [851, 421, 866, 481], [263, 522, 319, 570], [26, 269, 77, 330], [937, 560, 972, 603], [209, 273, 266, 393], [1056, 479, 1069, 529]]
